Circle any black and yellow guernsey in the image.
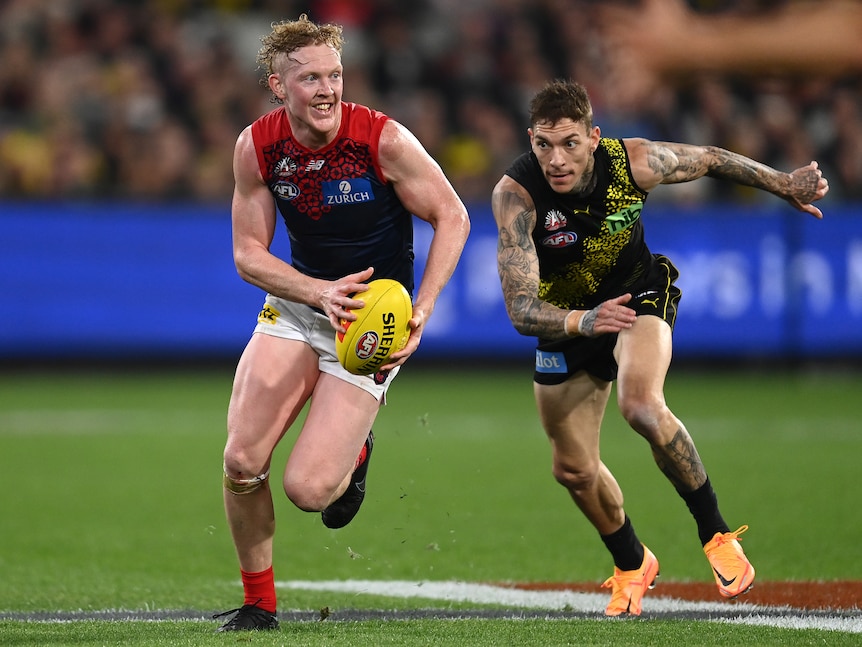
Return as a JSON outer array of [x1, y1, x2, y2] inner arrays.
[[504, 138, 663, 311]]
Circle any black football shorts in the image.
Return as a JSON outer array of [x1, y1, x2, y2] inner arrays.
[[533, 255, 681, 385]]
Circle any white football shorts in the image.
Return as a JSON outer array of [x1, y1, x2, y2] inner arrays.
[[252, 294, 400, 400]]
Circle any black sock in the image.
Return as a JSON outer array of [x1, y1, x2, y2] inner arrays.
[[678, 478, 730, 546], [600, 516, 644, 571]]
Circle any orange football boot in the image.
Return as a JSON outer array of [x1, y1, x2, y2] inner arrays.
[[602, 545, 660, 617], [704, 525, 755, 598]]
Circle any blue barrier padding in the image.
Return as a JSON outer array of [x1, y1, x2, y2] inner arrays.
[[1, 201, 860, 360]]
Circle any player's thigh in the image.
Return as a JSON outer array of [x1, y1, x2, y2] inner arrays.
[[534, 371, 612, 460], [286, 371, 381, 488], [614, 315, 673, 403], [226, 333, 320, 470]]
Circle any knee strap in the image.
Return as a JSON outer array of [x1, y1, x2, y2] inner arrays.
[[223, 467, 270, 495]]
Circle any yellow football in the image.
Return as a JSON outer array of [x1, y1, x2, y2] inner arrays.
[[335, 278, 412, 376]]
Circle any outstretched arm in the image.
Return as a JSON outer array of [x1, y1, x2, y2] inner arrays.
[[491, 175, 635, 339], [626, 138, 830, 218]]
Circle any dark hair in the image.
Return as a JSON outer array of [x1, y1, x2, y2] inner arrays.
[[257, 14, 344, 101], [529, 80, 593, 129]]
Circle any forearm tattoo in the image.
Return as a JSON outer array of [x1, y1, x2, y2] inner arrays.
[[495, 189, 566, 339], [653, 427, 707, 492], [708, 148, 820, 204], [703, 146, 787, 193], [650, 142, 817, 203]]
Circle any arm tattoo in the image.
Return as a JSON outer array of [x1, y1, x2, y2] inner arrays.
[[703, 146, 787, 193], [650, 141, 796, 198], [652, 428, 707, 492], [646, 142, 710, 183], [495, 188, 567, 339]]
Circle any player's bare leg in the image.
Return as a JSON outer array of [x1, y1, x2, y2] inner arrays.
[[615, 315, 754, 598], [283, 373, 379, 516], [536, 372, 658, 616], [224, 335, 318, 563], [614, 315, 706, 490], [535, 373, 623, 534], [219, 334, 319, 629]]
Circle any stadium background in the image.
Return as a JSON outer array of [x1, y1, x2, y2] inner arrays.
[[1, 0, 860, 365], [2, 5, 862, 642]]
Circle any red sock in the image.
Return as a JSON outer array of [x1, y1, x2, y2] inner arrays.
[[241, 566, 276, 613]]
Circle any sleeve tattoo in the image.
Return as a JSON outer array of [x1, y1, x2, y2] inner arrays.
[[648, 142, 810, 201], [496, 189, 567, 339]]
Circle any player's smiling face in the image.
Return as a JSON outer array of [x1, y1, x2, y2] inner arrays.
[[269, 43, 343, 148], [529, 118, 600, 194]]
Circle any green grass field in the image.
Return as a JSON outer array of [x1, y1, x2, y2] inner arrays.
[[1, 363, 860, 645]]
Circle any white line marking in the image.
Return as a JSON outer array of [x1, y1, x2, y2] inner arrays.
[[282, 579, 607, 613], [278, 580, 862, 633]]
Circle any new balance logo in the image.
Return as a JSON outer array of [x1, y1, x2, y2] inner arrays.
[[305, 159, 325, 171]]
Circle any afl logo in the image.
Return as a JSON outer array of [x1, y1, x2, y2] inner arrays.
[[542, 232, 577, 248], [355, 331, 380, 360], [544, 209, 567, 231], [273, 181, 299, 199]]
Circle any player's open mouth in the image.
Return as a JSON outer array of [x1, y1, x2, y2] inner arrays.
[[314, 103, 333, 113]]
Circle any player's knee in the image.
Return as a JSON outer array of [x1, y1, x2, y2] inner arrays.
[[223, 465, 270, 495], [552, 459, 598, 491], [618, 394, 665, 440], [283, 474, 338, 512], [223, 448, 271, 495]]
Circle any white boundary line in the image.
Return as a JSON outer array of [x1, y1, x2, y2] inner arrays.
[[2, 580, 859, 634], [278, 579, 862, 634]]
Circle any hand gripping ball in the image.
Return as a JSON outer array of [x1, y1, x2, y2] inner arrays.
[[335, 279, 412, 375]]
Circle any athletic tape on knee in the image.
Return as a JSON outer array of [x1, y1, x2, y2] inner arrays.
[[223, 467, 270, 495]]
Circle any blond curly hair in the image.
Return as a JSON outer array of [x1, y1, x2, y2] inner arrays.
[[256, 14, 344, 102]]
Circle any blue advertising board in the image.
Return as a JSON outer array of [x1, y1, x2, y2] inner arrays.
[[1, 201, 860, 362]]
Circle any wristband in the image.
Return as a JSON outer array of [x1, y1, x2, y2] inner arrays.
[[563, 311, 576, 336]]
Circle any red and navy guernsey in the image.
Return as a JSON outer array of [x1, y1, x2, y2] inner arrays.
[[251, 102, 414, 293]]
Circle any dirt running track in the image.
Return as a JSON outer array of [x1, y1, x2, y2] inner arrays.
[[509, 581, 862, 611]]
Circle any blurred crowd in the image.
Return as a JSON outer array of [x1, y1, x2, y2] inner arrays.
[[1, 0, 860, 207]]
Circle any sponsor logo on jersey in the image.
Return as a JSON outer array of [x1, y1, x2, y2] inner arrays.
[[273, 181, 299, 200], [544, 209, 567, 231], [536, 350, 567, 373], [541, 231, 578, 248], [275, 156, 297, 178], [323, 178, 374, 205], [605, 202, 643, 234], [305, 159, 326, 172]]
